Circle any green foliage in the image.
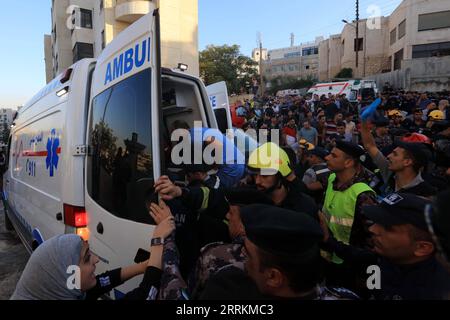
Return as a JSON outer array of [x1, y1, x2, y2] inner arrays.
[[335, 68, 353, 79], [200, 45, 259, 95]]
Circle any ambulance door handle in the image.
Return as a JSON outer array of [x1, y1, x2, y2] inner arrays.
[[97, 222, 104, 234]]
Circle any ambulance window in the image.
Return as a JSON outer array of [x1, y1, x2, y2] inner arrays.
[[87, 69, 154, 225]]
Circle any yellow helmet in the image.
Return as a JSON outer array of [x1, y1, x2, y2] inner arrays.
[[429, 110, 445, 121], [299, 139, 315, 151], [388, 109, 402, 117], [247, 142, 292, 177]]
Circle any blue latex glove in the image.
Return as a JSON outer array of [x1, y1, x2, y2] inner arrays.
[[360, 98, 382, 122]]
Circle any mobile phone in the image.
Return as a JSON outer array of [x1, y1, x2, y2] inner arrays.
[[134, 248, 151, 264], [145, 191, 159, 210]]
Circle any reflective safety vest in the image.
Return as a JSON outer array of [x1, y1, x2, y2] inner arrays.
[[322, 173, 375, 264]]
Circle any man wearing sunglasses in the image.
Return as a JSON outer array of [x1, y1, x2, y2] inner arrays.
[[320, 192, 450, 300]]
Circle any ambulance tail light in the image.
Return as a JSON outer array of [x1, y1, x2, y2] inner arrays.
[[64, 204, 88, 228], [76, 227, 90, 241]]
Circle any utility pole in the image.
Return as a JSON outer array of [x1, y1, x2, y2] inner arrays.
[[355, 0, 360, 73], [258, 32, 264, 97]]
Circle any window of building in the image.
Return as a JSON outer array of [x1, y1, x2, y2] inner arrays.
[[72, 42, 94, 63], [398, 20, 406, 40], [100, 0, 104, 13], [80, 8, 93, 29], [301, 47, 318, 56], [354, 38, 363, 52], [284, 51, 302, 58], [390, 29, 396, 45], [393, 49, 404, 70], [305, 65, 310, 70], [87, 69, 154, 225], [412, 41, 450, 59], [418, 10, 450, 31], [289, 65, 294, 72]]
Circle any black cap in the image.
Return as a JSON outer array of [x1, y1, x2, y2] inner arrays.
[[240, 204, 323, 258], [307, 147, 329, 160], [373, 117, 390, 128], [200, 267, 264, 300], [363, 193, 431, 231], [224, 188, 274, 207], [335, 140, 366, 160], [395, 141, 432, 168]]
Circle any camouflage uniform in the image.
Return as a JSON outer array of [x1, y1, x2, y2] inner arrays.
[[158, 233, 188, 300], [158, 234, 246, 300], [188, 236, 246, 299]]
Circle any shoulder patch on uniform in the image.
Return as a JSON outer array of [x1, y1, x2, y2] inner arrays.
[[383, 193, 403, 205], [99, 276, 111, 288]]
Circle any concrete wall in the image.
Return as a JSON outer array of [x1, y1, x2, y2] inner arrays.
[[340, 17, 390, 78], [365, 56, 450, 92], [51, 0, 72, 78], [159, 0, 199, 76], [318, 35, 345, 81], [318, 39, 329, 81], [44, 35, 53, 84]]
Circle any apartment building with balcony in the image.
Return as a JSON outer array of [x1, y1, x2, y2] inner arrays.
[[45, 0, 199, 83]]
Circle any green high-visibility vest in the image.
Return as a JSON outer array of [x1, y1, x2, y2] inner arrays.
[[322, 173, 375, 264]]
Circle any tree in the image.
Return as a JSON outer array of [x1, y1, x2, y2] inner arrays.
[[335, 68, 353, 79], [200, 45, 259, 95]]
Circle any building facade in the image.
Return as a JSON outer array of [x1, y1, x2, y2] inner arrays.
[[251, 48, 268, 73], [45, 0, 199, 82], [319, 0, 450, 82], [255, 37, 323, 81], [0, 109, 15, 146]]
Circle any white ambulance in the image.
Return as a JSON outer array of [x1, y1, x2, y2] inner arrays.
[[3, 9, 218, 299], [307, 80, 378, 102]]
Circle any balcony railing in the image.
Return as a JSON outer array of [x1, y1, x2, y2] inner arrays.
[[115, 0, 153, 23]]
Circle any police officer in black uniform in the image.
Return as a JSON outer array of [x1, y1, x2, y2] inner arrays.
[[321, 193, 450, 300], [201, 205, 359, 300]]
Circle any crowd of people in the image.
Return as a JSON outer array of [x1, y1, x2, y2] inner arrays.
[[10, 88, 450, 300]]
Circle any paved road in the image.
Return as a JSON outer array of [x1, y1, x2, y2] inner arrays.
[[0, 204, 29, 300]]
